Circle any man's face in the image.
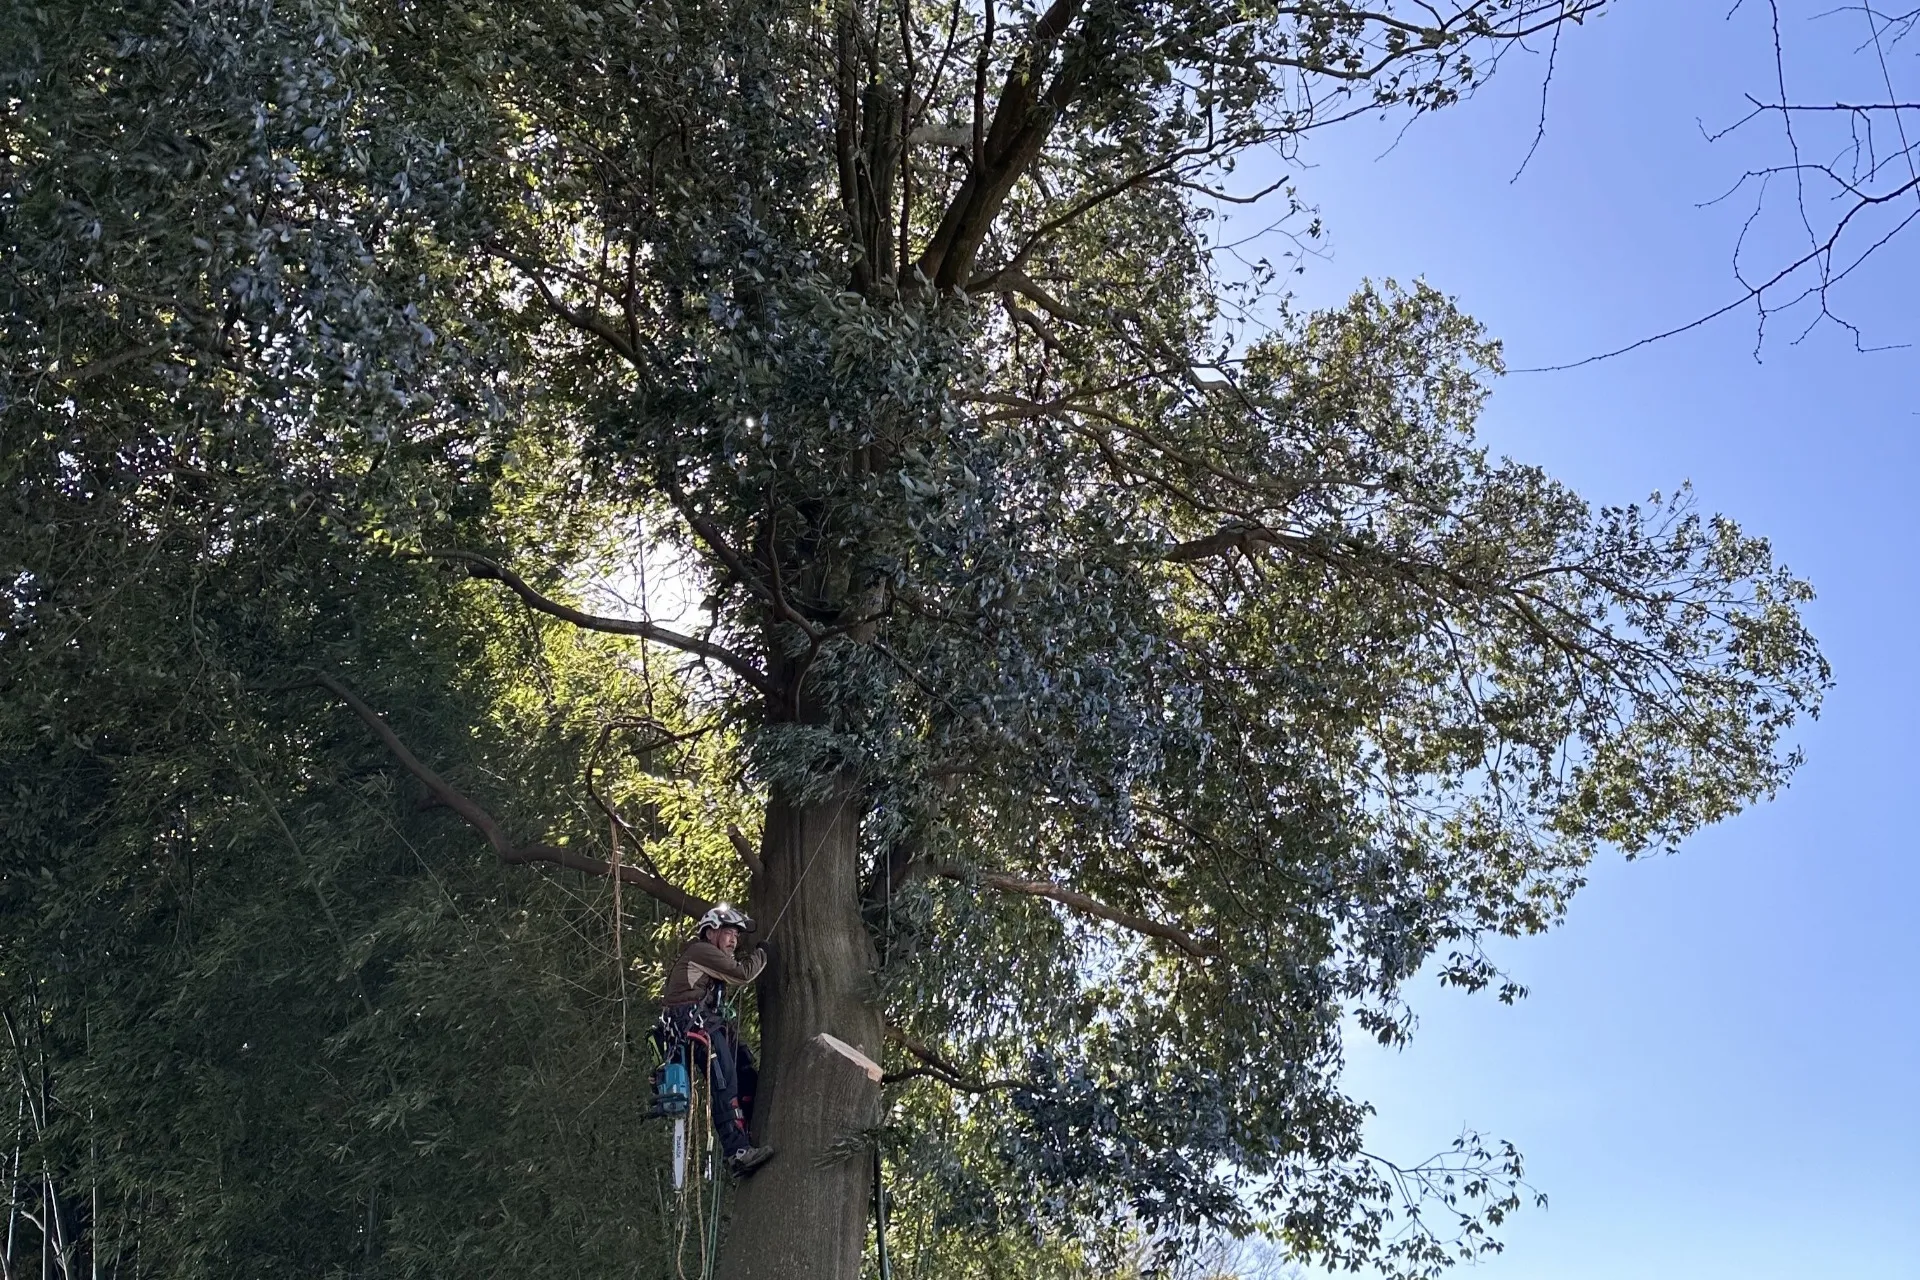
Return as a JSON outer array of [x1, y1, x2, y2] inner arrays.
[[711, 926, 741, 954]]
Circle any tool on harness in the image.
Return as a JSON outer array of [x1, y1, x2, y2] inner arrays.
[[648, 1006, 707, 1119], [648, 1057, 691, 1118], [649, 998, 772, 1181], [651, 1014, 710, 1192]]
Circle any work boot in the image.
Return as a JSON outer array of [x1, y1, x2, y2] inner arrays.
[[727, 1144, 775, 1178]]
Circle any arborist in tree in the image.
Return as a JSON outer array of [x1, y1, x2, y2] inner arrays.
[[661, 903, 775, 1176]]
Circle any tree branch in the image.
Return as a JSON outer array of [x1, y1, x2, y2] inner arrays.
[[979, 266, 1086, 323], [883, 1025, 1026, 1092], [410, 549, 774, 694], [308, 672, 711, 919], [1003, 295, 1063, 349], [55, 342, 171, 388], [1161, 522, 1283, 563], [499, 250, 646, 368], [656, 474, 825, 643], [918, 0, 1089, 287], [937, 864, 1216, 959], [727, 823, 765, 880], [586, 718, 673, 883]]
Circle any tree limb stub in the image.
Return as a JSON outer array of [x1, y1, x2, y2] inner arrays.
[[309, 672, 711, 919], [817, 1033, 884, 1082], [937, 864, 1216, 959], [411, 549, 775, 694]]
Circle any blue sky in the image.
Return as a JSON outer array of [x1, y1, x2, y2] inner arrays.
[[1225, 4, 1920, 1277]]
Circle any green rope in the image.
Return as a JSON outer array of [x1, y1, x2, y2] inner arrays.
[[703, 1157, 723, 1280]]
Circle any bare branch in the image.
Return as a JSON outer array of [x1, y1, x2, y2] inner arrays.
[[937, 864, 1217, 959], [1540, 0, 1920, 365], [308, 672, 711, 919], [727, 823, 766, 880], [883, 1025, 1027, 1092], [410, 549, 774, 694], [499, 251, 645, 367], [1520, 170, 1920, 371]]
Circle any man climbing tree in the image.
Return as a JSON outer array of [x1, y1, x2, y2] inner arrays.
[[660, 905, 776, 1177], [1, 0, 1833, 1278]]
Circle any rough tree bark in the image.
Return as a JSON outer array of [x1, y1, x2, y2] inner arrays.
[[718, 777, 884, 1280]]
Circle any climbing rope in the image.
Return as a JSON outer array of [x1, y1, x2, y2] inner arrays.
[[668, 1037, 728, 1280], [757, 787, 856, 943], [872, 1144, 892, 1280]]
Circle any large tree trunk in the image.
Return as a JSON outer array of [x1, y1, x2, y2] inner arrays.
[[718, 775, 883, 1280]]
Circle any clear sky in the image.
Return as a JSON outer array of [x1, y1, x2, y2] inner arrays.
[[1224, 4, 1920, 1278]]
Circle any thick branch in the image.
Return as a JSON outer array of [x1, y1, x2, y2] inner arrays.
[[981, 267, 1086, 323], [1004, 296, 1063, 349], [412, 549, 774, 694], [937, 864, 1216, 959], [918, 0, 1089, 287], [727, 823, 766, 880], [498, 843, 709, 921], [56, 342, 171, 387], [1162, 522, 1282, 563], [500, 251, 646, 368], [310, 672, 711, 919]]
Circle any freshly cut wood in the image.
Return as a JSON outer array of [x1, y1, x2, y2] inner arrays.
[[815, 1033, 882, 1082]]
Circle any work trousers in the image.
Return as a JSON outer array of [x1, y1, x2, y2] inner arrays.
[[667, 1007, 758, 1158]]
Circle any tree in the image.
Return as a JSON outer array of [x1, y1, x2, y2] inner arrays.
[[1, 0, 1828, 1278]]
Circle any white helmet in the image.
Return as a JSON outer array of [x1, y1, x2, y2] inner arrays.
[[696, 903, 755, 936]]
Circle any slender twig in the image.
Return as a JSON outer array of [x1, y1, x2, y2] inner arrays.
[[585, 719, 675, 883]]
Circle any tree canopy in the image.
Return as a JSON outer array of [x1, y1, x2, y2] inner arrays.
[[1, 0, 1828, 1277]]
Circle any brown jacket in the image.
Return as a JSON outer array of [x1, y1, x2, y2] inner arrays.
[[660, 936, 767, 1008]]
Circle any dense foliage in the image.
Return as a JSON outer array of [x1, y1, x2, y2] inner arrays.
[[2, 0, 1827, 1277]]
